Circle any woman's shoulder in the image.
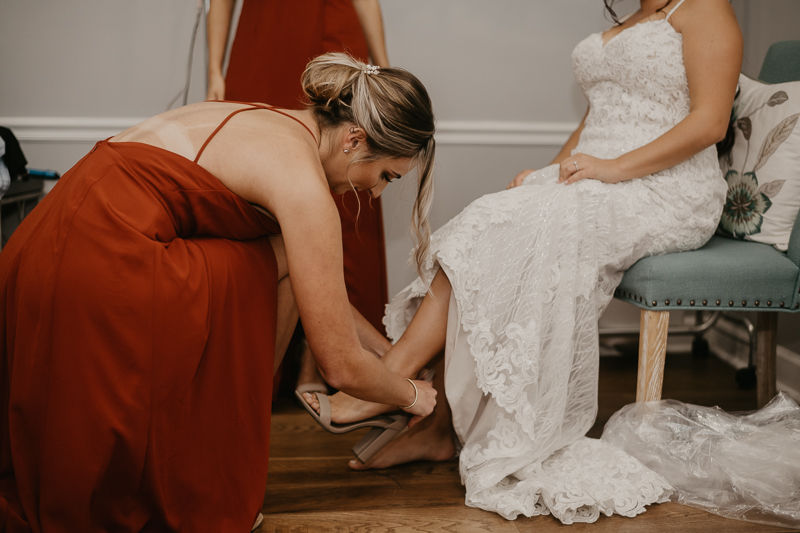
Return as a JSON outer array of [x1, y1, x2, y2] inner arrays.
[[227, 107, 323, 179], [669, 0, 739, 32], [191, 104, 330, 214]]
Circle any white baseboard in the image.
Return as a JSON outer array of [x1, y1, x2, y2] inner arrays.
[[435, 120, 575, 146], [708, 319, 800, 402], [1, 116, 145, 142], [0, 117, 576, 147]]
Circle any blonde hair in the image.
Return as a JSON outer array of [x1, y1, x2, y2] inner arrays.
[[302, 52, 436, 278]]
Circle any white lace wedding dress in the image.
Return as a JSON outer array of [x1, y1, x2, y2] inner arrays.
[[384, 5, 728, 525]]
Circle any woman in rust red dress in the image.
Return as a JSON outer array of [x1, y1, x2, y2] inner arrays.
[[0, 53, 435, 532], [207, 0, 392, 392]]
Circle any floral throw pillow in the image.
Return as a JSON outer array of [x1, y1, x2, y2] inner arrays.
[[718, 73, 800, 251]]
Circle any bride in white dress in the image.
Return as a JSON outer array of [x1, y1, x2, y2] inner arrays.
[[301, 0, 743, 523]]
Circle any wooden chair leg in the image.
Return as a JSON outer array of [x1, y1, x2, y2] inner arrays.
[[756, 312, 778, 408], [636, 310, 669, 402]]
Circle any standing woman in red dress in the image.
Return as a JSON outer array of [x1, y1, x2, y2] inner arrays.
[[206, 0, 393, 393]]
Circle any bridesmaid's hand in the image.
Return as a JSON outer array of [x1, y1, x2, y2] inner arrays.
[[559, 153, 621, 185], [507, 169, 537, 189], [206, 72, 226, 101], [403, 378, 437, 428]]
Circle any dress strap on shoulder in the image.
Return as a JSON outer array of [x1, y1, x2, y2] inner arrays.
[[194, 102, 318, 164], [665, 0, 688, 20]]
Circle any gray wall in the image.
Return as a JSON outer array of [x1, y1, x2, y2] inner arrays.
[[1, 1, 800, 388]]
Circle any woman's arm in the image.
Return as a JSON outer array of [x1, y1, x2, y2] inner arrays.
[[351, 304, 392, 357], [278, 187, 433, 414], [255, 151, 433, 416], [351, 0, 390, 67], [206, 0, 236, 100], [561, 0, 742, 185], [507, 109, 588, 189]]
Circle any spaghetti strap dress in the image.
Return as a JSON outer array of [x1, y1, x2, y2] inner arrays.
[[225, 0, 389, 332], [0, 105, 298, 532]]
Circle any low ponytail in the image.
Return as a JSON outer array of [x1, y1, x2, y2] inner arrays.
[[302, 53, 436, 277]]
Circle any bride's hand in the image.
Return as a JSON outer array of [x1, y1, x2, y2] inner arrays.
[[507, 169, 537, 189], [559, 154, 621, 185], [402, 378, 437, 428]]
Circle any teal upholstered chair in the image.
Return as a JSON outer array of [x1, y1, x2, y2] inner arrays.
[[615, 41, 800, 408]]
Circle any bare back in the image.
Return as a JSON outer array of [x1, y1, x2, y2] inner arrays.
[[111, 102, 328, 222], [114, 102, 364, 365]]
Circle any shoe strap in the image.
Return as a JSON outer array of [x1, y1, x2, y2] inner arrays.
[[317, 393, 332, 426]]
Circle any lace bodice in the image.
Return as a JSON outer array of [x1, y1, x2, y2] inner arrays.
[[573, 19, 689, 158]]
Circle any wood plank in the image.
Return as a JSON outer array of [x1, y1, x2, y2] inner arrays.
[[263, 456, 463, 514], [636, 310, 669, 402], [514, 502, 796, 532], [261, 507, 517, 533]]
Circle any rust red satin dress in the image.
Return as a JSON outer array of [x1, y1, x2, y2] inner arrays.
[[0, 107, 285, 531], [225, 0, 389, 331]]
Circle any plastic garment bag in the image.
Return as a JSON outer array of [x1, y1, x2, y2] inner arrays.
[[601, 392, 800, 528]]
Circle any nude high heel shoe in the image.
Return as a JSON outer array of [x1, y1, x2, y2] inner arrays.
[[295, 370, 435, 463]]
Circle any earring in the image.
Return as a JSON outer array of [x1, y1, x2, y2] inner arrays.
[[344, 149, 350, 154]]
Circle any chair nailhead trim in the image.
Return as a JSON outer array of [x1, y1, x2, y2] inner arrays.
[[613, 297, 779, 308]]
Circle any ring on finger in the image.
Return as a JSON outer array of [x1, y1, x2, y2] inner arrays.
[[574, 161, 579, 172]]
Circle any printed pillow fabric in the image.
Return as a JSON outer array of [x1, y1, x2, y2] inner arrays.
[[718, 73, 800, 251]]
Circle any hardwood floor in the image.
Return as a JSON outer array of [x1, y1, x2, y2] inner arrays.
[[259, 346, 797, 532]]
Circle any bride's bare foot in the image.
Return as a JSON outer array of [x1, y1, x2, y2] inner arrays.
[[301, 389, 396, 424], [349, 406, 456, 470]]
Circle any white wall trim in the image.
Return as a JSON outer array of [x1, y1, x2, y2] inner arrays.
[[1, 117, 146, 142], [1, 117, 577, 147], [436, 120, 576, 146]]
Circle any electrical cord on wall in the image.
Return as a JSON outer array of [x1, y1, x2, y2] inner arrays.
[[166, 1, 204, 111]]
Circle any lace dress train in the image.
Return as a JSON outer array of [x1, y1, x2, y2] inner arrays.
[[385, 163, 719, 522]]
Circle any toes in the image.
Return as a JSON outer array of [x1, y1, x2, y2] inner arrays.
[[302, 392, 320, 413]]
